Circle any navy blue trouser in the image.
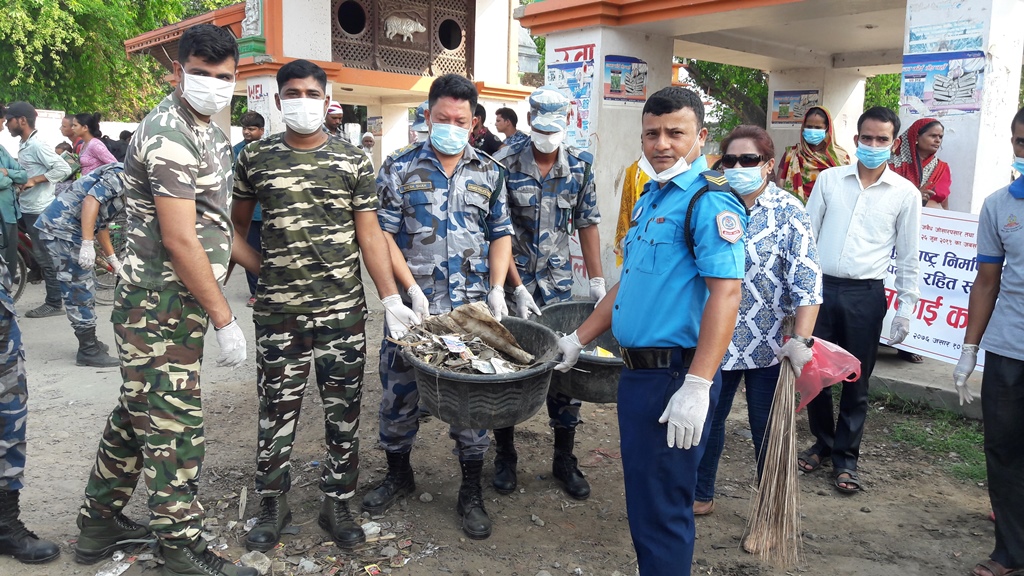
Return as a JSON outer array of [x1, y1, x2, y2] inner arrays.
[[618, 350, 721, 576], [695, 363, 780, 502], [982, 351, 1024, 569]]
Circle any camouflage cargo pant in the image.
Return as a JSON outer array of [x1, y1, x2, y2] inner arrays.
[[378, 333, 489, 460], [0, 309, 27, 491], [39, 233, 97, 331], [504, 283, 581, 430], [80, 283, 209, 547], [254, 307, 366, 501]]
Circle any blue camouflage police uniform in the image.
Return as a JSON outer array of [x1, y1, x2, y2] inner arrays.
[[0, 255, 26, 492], [35, 163, 125, 332], [613, 155, 746, 575], [376, 140, 513, 460], [495, 140, 599, 429]]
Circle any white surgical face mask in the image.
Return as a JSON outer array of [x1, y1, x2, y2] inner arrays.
[[638, 137, 700, 183], [281, 98, 326, 135], [531, 129, 565, 154], [181, 73, 235, 116]]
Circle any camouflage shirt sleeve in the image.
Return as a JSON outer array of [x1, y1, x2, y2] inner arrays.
[[233, 144, 255, 201], [485, 166, 513, 242], [144, 129, 200, 200], [352, 153, 380, 212], [575, 161, 601, 228], [377, 157, 403, 234]]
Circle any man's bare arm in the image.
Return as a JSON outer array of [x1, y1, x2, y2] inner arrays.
[[354, 210, 399, 299]]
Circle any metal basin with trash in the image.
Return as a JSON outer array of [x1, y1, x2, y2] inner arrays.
[[402, 316, 559, 429], [535, 301, 623, 404]]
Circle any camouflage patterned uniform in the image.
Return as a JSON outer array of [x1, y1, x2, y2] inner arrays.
[[234, 133, 378, 501], [35, 163, 126, 332], [376, 141, 513, 460], [494, 141, 600, 430], [0, 258, 27, 491], [79, 91, 233, 547]]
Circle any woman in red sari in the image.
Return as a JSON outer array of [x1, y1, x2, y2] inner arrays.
[[891, 118, 951, 209], [777, 106, 850, 204]]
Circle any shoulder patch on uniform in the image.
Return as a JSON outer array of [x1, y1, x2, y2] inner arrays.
[[387, 143, 419, 160], [702, 170, 729, 190], [401, 182, 432, 192], [716, 210, 743, 244], [565, 146, 594, 164], [466, 184, 492, 198]]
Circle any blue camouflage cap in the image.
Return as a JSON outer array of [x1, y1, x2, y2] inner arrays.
[[528, 86, 569, 133], [412, 101, 429, 132]]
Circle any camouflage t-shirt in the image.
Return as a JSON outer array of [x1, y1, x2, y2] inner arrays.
[[234, 133, 379, 313], [120, 92, 234, 290]]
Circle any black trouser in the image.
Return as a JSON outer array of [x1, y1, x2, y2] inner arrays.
[[20, 212, 61, 307], [982, 351, 1024, 569], [0, 221, 16, 283], [806, 275, 886, 472]]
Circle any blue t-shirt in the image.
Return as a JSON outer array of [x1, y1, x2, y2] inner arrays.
[[613, 156, 747, 348], [976, 178, 1024, 361]]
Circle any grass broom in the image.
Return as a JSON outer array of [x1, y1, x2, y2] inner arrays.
[[742, 357, 800, 567]]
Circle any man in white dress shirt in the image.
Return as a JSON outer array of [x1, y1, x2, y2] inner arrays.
[[801, 106, 921, 494]]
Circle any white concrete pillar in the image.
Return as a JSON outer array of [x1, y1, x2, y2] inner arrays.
[[246, 76, 284, 136], [900, 0, 1024, 214], [766, 68, 865, 164], [543, 26, 674, 287], [379, 103, 415, 161]]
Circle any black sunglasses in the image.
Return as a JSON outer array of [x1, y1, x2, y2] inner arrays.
[[719, 154, 764, 168]]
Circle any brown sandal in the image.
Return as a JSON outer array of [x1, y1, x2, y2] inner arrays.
[[693, 500, 715, 516], [971, 559, 1024, 576]]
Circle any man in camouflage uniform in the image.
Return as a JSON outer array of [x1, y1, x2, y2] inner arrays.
[[0, 254, 60, 564], [34, 162, 125, 367], [363, 74, 513, 540], [73, 24, 260, 576], [491, 86, 604, 501], [232, 59, 418, 553]]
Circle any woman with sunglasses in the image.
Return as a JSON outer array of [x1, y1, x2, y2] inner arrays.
[[694, 125, 822, 529], [777, 106, 850, 204]]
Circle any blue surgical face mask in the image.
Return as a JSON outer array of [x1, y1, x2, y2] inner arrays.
[[1013, 157, 1024, 175], [803, 128, 826, 145], [724, 166, 766, 195], [856, 142, 892, 169], [429, 123, 469, 155]]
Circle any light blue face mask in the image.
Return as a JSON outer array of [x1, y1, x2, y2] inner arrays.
[[803, 128, 826, 146], [1013, 157, 1024, 175], [724, 166, 765, 195], [856, 142, 892, 169], [429, 123, 470, 155]]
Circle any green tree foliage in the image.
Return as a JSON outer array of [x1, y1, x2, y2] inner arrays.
[[865, 73, 901, 111], [683, 60, 768, 137], [1, 0, 236, 121]]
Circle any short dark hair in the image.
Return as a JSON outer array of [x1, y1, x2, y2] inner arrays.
[[55, 142, 72, 154], [496, 107, 517, 127], [720, 124, 776, 161], [474, 104, 486, 122], [1011, 107, 1024, 133], [428, 74, 478, 114], [119, 130, 133, 141], [178, 23, 239, 66], [857, 106, 900, 139], [74, 112, 103, 138], [239, 111, 265, 129], [276, 59, 327, 91], [642, 86, 704, 130]]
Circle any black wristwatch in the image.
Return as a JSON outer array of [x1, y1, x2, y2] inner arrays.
[[794, 336, 814, 348]]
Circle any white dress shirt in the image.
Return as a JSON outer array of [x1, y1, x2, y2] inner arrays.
[[805, 162, 921, 317]]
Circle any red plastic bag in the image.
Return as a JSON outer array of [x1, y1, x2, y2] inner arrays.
[[794, 338, 861, 412]]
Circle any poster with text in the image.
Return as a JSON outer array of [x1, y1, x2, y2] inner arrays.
[[770, 90, 820, 126], [908, 20, 984, 55], [603, 55, 647, 106], [367, 116, 383, 138], [882, 208, 984, 370], [900, 50, 985, 117], [546, 43, 595, 150]]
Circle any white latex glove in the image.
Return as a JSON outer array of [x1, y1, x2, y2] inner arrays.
[[888, 315, 910, 345], [382, 294, 421, 339], [514, 285, 542, 319], [104, 254, 122, 276], [658, 374, 713, 450], [589, 277, 607, 304], [487, 286, 508, 322], [952, 344, 978, 406], [406, 284, 429, 321], [214, 317, 247, 368], [776, 337, 814, 378], [78, 240, 96, 269], [554, 331, 583, 373]]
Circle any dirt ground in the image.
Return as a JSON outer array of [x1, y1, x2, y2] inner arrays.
[[2, 277, 995, 576]]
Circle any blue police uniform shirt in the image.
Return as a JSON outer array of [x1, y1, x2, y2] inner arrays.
[[612, 155, 747, 349]]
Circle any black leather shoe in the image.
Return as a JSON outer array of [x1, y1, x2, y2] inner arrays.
[[457, 460, 492, 540], [553, 428, 591, 500], [492, 426, 517, 494], [0, 490, 59, 564], [245, 495, 291, 551], [361, 450, 415, 515], [318, 498, 366, 549]]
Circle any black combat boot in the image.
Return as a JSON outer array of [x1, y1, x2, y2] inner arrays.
[[245, 495, 291, 551], [457, 460, 491, 540], [552, 428, 591, 500], [317, 498, 366, 549], [361, 450, 415, 515], [492, 426, 517, 494], [75, 327, 119, 367], [75, 511, 151, 563], [162, 538, 257, 576], [0, 489, 59, 564]]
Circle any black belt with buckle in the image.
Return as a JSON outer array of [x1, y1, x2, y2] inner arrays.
[[618, 347, 696, 371]]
